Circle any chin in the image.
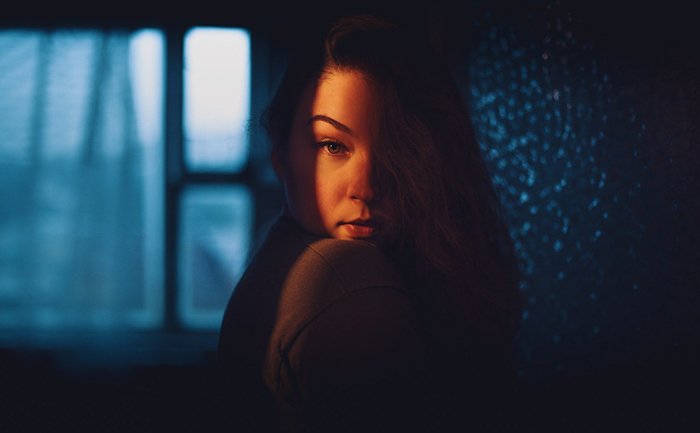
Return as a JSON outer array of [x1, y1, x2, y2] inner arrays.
[[332, 232, 357, 241]]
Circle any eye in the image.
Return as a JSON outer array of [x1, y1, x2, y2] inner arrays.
[[318, 140, 348, 155]]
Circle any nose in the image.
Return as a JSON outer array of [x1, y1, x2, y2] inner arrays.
[[347, 152, 375, 204]]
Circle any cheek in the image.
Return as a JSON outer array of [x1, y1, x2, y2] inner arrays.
[[313, 163, 345, 218]]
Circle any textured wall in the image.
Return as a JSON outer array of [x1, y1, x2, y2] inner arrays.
[[461, 0, 698, 429]]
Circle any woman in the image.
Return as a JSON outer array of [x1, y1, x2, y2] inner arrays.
[[218, 13, 523, 433]]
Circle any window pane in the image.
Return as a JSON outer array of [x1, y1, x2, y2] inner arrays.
[[183, 27, 250, 172], [179, 185, 252, 329], [0, 29, 164, 332]]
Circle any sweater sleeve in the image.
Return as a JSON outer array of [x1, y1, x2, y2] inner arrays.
[[280, 286, 439, 433]]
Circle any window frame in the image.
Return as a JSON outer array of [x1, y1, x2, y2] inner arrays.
[[0, 22, 285, 366], [164, 24, 283, 334]]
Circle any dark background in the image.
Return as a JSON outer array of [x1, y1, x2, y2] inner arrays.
[[2, 1, 698, 432]]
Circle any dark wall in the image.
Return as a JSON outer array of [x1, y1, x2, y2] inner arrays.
[[457, 2, 698, 431]]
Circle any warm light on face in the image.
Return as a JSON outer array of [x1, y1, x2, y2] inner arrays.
[[277, 68, 395, 243]]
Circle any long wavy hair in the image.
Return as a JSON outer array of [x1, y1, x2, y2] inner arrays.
[[262, 14, 523, 354]]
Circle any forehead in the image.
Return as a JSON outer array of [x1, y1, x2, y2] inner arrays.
[[297, 68, 380, 138]]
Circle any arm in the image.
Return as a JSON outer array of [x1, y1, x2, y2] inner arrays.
[[281, 286, 438, 433]]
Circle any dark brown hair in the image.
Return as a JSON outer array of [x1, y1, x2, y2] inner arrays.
[[262, 14, 523, 351]]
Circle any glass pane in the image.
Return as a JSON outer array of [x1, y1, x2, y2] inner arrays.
[[179, 185, 252, 329], [0, 29, 164, 332], [183, 27, 250, 172]]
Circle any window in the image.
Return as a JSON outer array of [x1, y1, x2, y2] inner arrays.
[[183, 27, 250, 172], [0, 25, 276, 356], [0, 29, 164, 332], [178, 27, 253, 329]]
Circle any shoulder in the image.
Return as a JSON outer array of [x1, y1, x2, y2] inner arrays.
[[276, 240, 435, 432], [301, 237, 404, 293], [238, 215, 403, 293], [273, 237, 428, 377], [269, 237, 411, 349]]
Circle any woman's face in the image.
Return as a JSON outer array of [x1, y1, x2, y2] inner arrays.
[[274, 68, 396, 244]]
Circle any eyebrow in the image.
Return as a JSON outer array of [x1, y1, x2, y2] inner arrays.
[[307, 115, 354, 136]]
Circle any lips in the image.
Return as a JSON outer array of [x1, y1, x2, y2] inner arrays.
[[340, 219, 377, 238]]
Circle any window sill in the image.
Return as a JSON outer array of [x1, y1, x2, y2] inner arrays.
[[0, 328, 221, 371]]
